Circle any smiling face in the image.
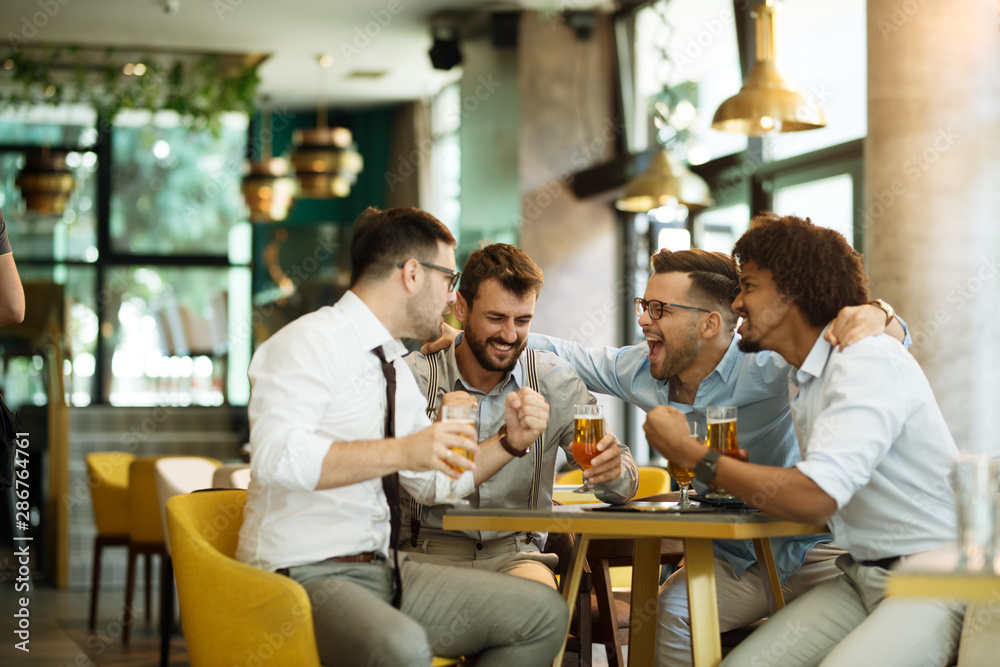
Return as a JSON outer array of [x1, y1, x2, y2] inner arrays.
[[406, 241, 459, 340], [731, 260, 792, 354], [455, 278, 536, 374], [640, 272, 708, 381]]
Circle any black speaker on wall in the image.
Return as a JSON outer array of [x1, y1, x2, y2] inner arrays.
[[490, 11, 520, 49], [429, 27, 462, 70]]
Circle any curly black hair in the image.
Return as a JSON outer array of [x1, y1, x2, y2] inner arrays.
[[732, 213, 870, 327]]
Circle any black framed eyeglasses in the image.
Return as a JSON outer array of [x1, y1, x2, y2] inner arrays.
[[398, 260, 461, 292], [634, 297, 710, 320]]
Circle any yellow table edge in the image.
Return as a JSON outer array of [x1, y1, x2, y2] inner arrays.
[[886, 573, 1000, 601]]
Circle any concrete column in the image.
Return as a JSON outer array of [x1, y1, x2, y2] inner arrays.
[[866, 0, 1000, 452], [518, 12, 626, 432]]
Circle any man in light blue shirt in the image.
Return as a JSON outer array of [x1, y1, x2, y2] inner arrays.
[[645, 214, 962, 666], [528, 248, 905, 665]]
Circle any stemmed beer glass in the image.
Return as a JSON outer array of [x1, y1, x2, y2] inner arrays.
[[440, 404, 475, 506], [666, 419, 700, 510], [571, 404, 604, 493]]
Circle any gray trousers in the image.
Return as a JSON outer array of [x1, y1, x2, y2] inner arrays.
[[401, 533, 560, 589], [285, 550, 568, 667], [720, 553, 964, 667]]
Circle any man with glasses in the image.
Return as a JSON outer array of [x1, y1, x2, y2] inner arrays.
[[237, 208, 568, 666], [402, 242, 638, 589], [645, 216, 961, 666], [524, 247, 906, 666]]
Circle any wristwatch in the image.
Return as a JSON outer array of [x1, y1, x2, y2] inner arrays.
[[497, 425, 529, 458], [869, 299, 895, 326], [694, 449, 722, 485]]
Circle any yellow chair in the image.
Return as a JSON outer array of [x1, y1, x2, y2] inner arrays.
[[166, 489, 467, 667], [85, 451, 134, 634], [123, 456, 178, 644], [556, 465, 672, 500], [556, 466, 678, 667]]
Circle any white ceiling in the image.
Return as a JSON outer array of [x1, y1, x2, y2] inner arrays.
[[1, 0, 617, 111]]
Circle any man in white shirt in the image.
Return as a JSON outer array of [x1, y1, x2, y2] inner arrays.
[[644, 214, 963, 666], [237, 207, 569, 666]]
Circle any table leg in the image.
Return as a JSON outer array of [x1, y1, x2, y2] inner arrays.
[[553, 534, 590, 667], [685, 538, 722, 667], [752, 537, 786, 614], [628, 538, 662, 667]]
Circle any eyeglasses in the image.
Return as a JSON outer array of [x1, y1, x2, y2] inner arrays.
[[634, 297, 710, 320], [398, 260, 462, 292]]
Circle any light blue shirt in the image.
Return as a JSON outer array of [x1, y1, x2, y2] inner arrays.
[[528, 332, 832, 584], [792, 326, 956, 561]]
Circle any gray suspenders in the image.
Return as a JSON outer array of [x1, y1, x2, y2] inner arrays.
[[408, 349, 546, 545]]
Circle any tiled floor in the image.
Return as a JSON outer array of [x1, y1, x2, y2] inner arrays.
[[0, 580, 613, 667]]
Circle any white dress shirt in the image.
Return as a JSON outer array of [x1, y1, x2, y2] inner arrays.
[[792, 325, 957, 561], [236, 290, 470, 571]]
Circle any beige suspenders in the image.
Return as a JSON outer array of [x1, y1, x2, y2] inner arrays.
[[408, 349, 546, 545]]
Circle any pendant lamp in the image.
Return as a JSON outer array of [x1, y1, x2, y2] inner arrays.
[[15, 148, 75, 215], [290, 55, 363, 199], [241, 96, 295, 223], [616, 149, 713, 213], [712, 0, 825, 136]]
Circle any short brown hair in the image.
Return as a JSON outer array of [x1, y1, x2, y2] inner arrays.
[[650, 249, 740, 329], [349, 207, 456, 287], [732, 213, 869, 326], [458, 243, 544, 308]]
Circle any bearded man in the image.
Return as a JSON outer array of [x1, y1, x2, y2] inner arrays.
[[400, 242, 638, 588]]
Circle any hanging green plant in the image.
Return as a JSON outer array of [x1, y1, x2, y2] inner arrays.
[[0, 44, 264, 130]]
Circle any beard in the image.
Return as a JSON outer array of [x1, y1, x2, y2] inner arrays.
[[737, 337, 762, 353], [463, 324, 526, 374], [407, 283, 447, 341], [648, 322, 700, 381]]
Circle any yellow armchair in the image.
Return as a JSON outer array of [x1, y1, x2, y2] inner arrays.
[[167, 490, 322, 667], [166, 490, 466, 667]]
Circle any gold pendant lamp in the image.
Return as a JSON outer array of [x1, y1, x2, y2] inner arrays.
[[712, 0, 825, 136], [616, 149, 713, 213], [241, 96, 296, 223], [290, 54, 363, 199], [16, 147, 75, 215]]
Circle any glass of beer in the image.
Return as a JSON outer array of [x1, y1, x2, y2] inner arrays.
[[667, 419, 700, 510], [440, 404, 475, 506], [706, 405, 738, 500], [571, 404, 605, 493]]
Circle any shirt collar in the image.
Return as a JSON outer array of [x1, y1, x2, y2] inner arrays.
[[339, 290, 407, 361], [447, 331, 525, 393], [793, 322, 836, 386], [711, 334, 743, 382]]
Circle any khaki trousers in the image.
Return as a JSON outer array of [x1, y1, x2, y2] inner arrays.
[[401, 533, 560, 590]]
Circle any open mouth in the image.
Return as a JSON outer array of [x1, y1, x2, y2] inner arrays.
[[645, 335, 663, 361]]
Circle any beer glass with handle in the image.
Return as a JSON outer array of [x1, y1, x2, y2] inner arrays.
[[440, 404, 475, 506], [705, 405, 739, 500], [667, 419, 700, 510], [571, 404, 604, 493]]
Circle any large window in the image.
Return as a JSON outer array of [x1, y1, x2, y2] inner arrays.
[[0, 108, 251, 407]]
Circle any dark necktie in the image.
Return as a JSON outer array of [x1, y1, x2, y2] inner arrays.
[[373, 346, 403, 608]]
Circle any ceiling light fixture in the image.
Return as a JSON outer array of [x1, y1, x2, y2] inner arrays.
[[289, 55, 363, 199], [16, 147, 75, 216], [616, 150, 712, 213], [242, 95, 295, 223], [711, 0, 825, 136]]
